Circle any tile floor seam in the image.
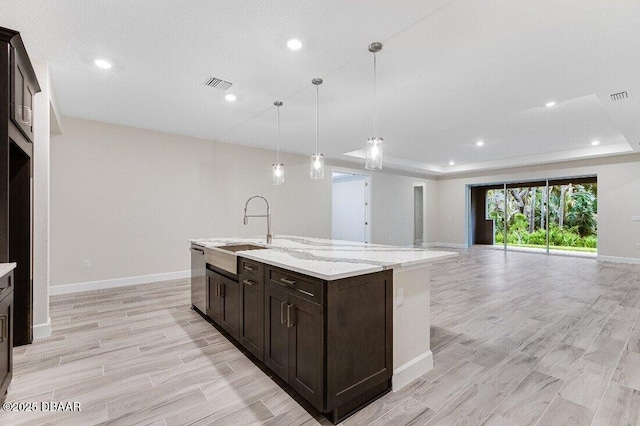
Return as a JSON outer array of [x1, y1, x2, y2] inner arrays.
[[533, 286, 633, 426], [589, 297, 640, 425], [434, 287, 602, 426]]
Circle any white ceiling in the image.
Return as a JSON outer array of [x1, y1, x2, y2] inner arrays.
[[3, 0, 640, 175]]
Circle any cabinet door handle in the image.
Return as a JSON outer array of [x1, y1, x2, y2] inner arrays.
[[219, 283, 225, 298], [19, 106, 32, 126], [280, 301, 287, 324], [287, 304, 295, 328], [280, 277, 296, 286], [242, 279, 255, 286], [243, 265, 257, 271], [0, 315, 6, 343], [298, 289, 314, 297]]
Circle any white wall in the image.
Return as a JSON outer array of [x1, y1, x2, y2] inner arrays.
[[371, 172, 438, 246], [50, 117, 433, 288], [32, 60, 52, 337], [435, 154, 640, 261]]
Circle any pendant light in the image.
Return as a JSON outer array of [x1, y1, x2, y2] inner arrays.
[[310, 78, 325, 179], [272, 101, 285, 185], [365, 42, 383, 170]]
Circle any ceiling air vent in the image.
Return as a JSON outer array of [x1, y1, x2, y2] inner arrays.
[[203, 77, 233, 91], [610, 91, 629, 101]]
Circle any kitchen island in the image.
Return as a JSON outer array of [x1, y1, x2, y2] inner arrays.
[[189, 236, 456, 422]]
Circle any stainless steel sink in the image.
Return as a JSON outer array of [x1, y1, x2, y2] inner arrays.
[[205, 244, 265, 275], [219, 244, 265, 253]]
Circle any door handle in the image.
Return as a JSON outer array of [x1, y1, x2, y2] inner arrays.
[[243, 265, 257, 271], [298, 289, 314, 297], [219, 282, 225, 298], [242, 279, 255, 286], [280, 301, 287, 324], [280, 277, 296, 286], [0, 315, 6, 343], [287, 304, 295, 328]]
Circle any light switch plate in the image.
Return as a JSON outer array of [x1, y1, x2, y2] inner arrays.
[[632, 216, 640, 222], [396, 287, 404, 306]]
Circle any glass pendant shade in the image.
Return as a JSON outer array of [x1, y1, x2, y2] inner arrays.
[[365, 137, 383, 170], [273, 101, 284, 185], [310, 153, 324, 179], [366, 42, 384, 170], [272, 163, 284, 185]]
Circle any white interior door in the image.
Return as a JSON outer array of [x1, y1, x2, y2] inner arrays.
[[331, 172, 369, 243]]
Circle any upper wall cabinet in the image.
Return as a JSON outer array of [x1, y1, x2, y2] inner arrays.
[[11, 48, 36, 143], [2, 29, 40, 144]]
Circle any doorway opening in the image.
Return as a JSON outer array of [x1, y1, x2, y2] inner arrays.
[[413, 184, 425, 246], [331, 171, 371, 243], [470, 176, 597, 256]]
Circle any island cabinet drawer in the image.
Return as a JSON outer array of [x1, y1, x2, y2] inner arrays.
[[266, 267, 323, 305], [238, 258, 263, 279]]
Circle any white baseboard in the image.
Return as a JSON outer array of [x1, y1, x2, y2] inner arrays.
[[392, 351, 433, 391], [423, 242, 468, 249], [33, 318, 51, 339], [50, 270, 191, 295], [598, 255, 640, 265]]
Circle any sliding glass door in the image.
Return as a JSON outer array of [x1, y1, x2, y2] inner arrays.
[[473, 176, 597, 256], [546, 179, 598, 255], [506, 181, 548, 254]]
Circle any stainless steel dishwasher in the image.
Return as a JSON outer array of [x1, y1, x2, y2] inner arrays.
[[190, 243, 206, 314]]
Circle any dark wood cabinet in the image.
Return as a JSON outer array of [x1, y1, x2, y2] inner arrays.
[[206, 272, 222, 324], [264, 283, 325, 407], [1, 27, 39, 386], [206, 269, 239, 340], [264, 283, 289, 381], [219, 276, 239, 339], [239, 258, 264, 361], [10, 47, 37, 144], [287, 291, 324, 409], [0, 272, 13, 403], [203, 255, 392, 424]]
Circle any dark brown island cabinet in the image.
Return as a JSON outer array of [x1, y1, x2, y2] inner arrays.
[[202, 257, 393, 424]]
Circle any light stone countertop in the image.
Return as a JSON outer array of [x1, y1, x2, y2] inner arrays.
[[0, 263, 16, 278], [190, 235, 457, 280]]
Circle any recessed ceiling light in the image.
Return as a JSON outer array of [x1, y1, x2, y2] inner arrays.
[[591, 140, 600, 146], [476, 140, 485, 147], [449, 161, 455, 166], [94, 59, 112, 69], [287, 38, 303, 50], [545, 101, 556, 107], [224, 93, 237, 102]]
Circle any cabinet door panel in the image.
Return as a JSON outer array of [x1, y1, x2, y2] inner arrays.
[[264, 284, 288, 382], [10, 48, 36, 143], [288, 293, 324, 410], [206, 272, 222, 324], [220, 276, 240, 339], [0, 290, 13, 402], [240, 277, 264, 360]]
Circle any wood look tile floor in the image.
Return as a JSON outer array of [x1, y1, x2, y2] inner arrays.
[[2, 248, 640, 425]]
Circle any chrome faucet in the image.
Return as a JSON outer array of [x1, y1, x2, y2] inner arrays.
[[243, 196, 272, 244]]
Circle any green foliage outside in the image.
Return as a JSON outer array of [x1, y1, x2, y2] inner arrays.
[[487, 183, 597, 252]]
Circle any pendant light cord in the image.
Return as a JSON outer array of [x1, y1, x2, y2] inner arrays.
[[315, 84, 319, 154], [373, 52, 377, 137], [276, 105, 280, 164]]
